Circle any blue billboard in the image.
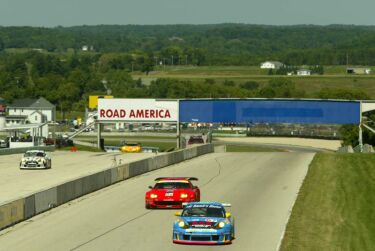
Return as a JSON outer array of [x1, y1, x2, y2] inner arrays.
[[179, 99, 360, 124]]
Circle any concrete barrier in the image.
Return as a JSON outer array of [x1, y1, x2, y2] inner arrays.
[[35, 187, 57, 214], [111, 167, 119, 183], [82, 173, 102, 195], [168, 151, 184, 165], [153, 155, 169, 170], [57, 179, 83, 205], [0, 144, 214, 230], [363, 144, 375, 153], [147, 157, 156, 172], [129, 159, 150, 177], [117, 163, 130, 181], [197, 144, 214, 156], [183, 147, 197, 160], [337, 145, 354, 153], [0, 199, 25, 230], [24, 195, 35, 220]]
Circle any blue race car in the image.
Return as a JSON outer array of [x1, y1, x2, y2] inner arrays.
[[172, 202, 235, 245]]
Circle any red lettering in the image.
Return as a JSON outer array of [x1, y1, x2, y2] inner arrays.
[[165, 110, 171, 118], [136, 110, 144, 118], [100, 108, 171, 120], [130, 110, 135, 118], [106, 109, 113, 117]]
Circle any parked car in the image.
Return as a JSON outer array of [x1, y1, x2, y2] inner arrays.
[[188, 136, 205, 145], [0, 139, 8, 148], [43, 138, 55, 146], [120, 142, 142, 153]]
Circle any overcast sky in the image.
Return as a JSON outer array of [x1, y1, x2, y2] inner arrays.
[[1, 0, 374, 27]]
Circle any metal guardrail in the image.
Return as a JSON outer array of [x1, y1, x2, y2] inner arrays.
[[67, 122, 96, 140]]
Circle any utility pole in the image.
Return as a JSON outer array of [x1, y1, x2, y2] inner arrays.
[[185, 55, 188, 65], [171, 55, 174, 66]]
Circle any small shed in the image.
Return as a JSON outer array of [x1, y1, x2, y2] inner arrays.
[[347, 68, 371, 75], [297, 69, 311, 76]]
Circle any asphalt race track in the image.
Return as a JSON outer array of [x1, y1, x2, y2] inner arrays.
[[0, 152, 314, 251]]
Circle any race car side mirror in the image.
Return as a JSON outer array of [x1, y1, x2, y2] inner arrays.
[[148, 186, 153, 189], [193, 186, 198, 189], [225, 213, 231, 218], [175, 212, 182, 216]]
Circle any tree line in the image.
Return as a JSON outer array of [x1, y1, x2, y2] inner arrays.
[[1, 24, 375, 65]]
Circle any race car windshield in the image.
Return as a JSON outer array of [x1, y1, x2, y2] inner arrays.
[[154, 182, 191, 189], [125, 143, 140, 146], [182, 207, 225, 218], [24, 152, 44, 157]]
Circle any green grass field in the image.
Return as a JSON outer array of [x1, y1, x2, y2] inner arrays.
[[133, 65, 375, 98], [281, 153, 375, 251]]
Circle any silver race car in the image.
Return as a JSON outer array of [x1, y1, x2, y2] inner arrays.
[[20, 150, 52, 169]]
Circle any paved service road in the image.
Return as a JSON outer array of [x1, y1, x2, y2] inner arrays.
[[0, 151, 155, 204], [0, 152, 314, 251]]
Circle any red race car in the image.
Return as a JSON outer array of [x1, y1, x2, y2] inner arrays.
[[145, 177, 200, 209]]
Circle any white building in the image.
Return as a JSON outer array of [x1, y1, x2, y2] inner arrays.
[[297, 69, 311, 76], [5, 97, 56, 138], [260, 61, 284, 69], [6, 97, 55, 124]]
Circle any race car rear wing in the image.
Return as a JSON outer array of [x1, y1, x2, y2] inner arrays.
[[154, 177, 198, 181]]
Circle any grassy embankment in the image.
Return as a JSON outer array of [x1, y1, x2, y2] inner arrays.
[[133, 65, 375, 98], [281, 153, 375, 251]]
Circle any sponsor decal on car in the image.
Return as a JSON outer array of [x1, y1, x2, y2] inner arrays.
[[185, 229, 217, 233]]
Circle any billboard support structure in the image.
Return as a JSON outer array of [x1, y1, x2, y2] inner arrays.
[[177, 99, 181, 149], [358, 101, 363, 152], [97, 122, 102, 150]]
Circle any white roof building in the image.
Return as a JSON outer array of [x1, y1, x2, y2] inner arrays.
[[260, 61, 284, 69], [297, 69, 311, 76]]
